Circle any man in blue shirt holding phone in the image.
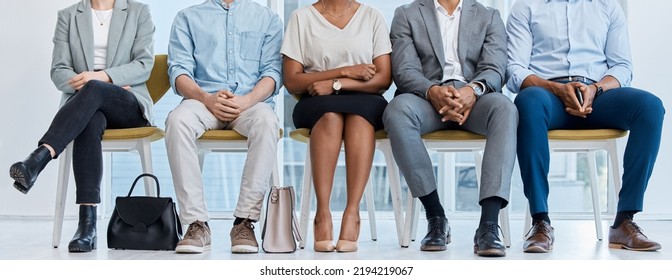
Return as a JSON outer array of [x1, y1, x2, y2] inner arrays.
[[507, 0, 665, 253]]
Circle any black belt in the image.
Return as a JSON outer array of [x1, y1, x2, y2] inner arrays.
[[550, 76, 596, 84]]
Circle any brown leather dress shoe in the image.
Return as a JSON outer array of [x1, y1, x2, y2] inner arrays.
[[608, 219, 661, 251], [523, 220, 554, 253]]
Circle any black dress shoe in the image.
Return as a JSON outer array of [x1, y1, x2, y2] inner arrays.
[[420, 216, 450, 251], [9, 146, 52, 194], [473, 222, 506, 257], [69, 205, 97, 253]]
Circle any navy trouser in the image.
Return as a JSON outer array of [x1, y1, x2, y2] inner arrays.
[[39, 80, 148, 203], [515, 86, 665, 215]]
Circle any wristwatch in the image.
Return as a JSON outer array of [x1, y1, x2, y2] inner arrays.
[[332, 79, 342, 95], [468, 82, 484, 99], [593, 83, 604, 97]]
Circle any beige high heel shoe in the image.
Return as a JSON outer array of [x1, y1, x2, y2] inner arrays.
[[314, 240, 336, 252], [335, 240, 358, 252], [336, 214, 360, 252], [313, 219, 335, 252]]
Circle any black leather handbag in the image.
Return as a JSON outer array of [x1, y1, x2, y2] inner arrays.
[[107, 173, 182, 250]]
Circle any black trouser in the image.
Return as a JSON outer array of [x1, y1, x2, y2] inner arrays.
[[39, 80, 149, 203]]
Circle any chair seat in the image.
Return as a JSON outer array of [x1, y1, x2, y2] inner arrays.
[[102, 127, 164, 142], [548, 129, 627, 140], [290, 128, 388, 143], [200, 129, 284, 141], [422, 130, 486, 140]]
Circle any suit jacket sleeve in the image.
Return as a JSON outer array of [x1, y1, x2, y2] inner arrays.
[[471, 9, 507, 93], [50, 9, 78, 94], [390, 6, 436, 98]]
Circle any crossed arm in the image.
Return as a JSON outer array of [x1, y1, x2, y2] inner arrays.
[[282, 54, 392, 97]]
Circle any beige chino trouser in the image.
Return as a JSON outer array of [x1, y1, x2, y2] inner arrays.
[[165, 99, 279, 225]]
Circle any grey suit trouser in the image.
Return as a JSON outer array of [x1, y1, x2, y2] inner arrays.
[[165, 99, 279, 225], [383, 90, 517, 206]]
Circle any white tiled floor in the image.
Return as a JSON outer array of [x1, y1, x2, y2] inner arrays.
[[1, 216, 671, 261]]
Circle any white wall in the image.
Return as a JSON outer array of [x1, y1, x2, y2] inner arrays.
[[0, 0, 75, 216], [0, 0, 670, 217], [627, 0, 672, 215]]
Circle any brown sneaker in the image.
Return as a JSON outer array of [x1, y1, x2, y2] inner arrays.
[[230, 219, 259, 253], [175, 221, 211, 254], [608, 219, 661, 251], [523, 220, 554, 253]]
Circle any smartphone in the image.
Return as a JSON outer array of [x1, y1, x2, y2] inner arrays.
[[575, 88, 584, 106]]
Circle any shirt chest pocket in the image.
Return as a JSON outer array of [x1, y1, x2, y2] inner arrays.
[[240, 31, 265, 61]]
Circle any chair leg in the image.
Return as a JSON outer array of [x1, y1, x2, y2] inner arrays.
[[380, 140, 405, 246], [298, 141, 313, 249], [524, 204, 532, 240], [197, 150, 206, 172], [500, 205, 512, 247], [402, 194, 416, 247], [411, 200, 420, 242], [138, 140, 156, 196], [588, 151, 603, 240], [52, 143, 73, 248], [364, 175, 377, 241], [607, 139, 622, 214]]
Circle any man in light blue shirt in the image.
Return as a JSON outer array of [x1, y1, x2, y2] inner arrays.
[[507, 0, 664, 253], [165, 0, 282, 254]]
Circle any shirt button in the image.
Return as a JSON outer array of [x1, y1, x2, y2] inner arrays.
[[229, 50, 233, 54], [228, 32, 233, 35], [229, 70, 234, 73]]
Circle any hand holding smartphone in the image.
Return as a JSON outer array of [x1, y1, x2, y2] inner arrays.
[[575, 87, 584, 106]]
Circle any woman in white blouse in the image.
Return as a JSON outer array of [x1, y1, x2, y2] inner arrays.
[[9, 0, 154, 253], [281, 0, 392, 253]]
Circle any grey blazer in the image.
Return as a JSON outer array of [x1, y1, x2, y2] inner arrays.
[[390, 0, 507, 97], [50, 0, 155, 123]]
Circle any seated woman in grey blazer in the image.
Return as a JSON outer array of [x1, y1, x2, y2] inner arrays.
[[8, 0, 154, 253]]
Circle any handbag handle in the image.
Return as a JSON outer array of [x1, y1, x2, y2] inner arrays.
[[127, 173, 160, 197]]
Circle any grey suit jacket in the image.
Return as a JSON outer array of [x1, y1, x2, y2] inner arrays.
[[50, 0, 155, 123], [390, 0, 507, 97]]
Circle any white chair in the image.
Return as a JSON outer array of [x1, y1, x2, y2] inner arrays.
[[523, 129, 627, 241], [385, 130, 512, 248], [290, 128, 402, 248], [52, 54, 171, 248], [196, 129, 283, 226]]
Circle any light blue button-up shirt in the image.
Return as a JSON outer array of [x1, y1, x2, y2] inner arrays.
[[168, 0, 283, 106], [506, 0, 632, 93]]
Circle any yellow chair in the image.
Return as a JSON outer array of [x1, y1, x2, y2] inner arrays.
[[290, 128, 389, 248], [196, 129, 283, 188], [52, 54, 170, 248], [384, 130, 512, 248], [523, 129, 627, 241]]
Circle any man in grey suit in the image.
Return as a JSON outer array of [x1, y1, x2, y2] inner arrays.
[[384, 0, 517, 257]]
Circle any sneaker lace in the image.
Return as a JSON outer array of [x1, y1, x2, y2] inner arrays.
[[185, 222, 205, 239], [234, 220, 255, 239]]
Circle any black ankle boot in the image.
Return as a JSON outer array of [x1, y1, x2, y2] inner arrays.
[[69, 205, 97, 253], [9, 146, 52, 194]]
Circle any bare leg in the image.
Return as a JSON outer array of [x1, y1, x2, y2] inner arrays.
[[310, 112, 345, 242], [42, 144, 56, 158], [339, 114, 375, 242]]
